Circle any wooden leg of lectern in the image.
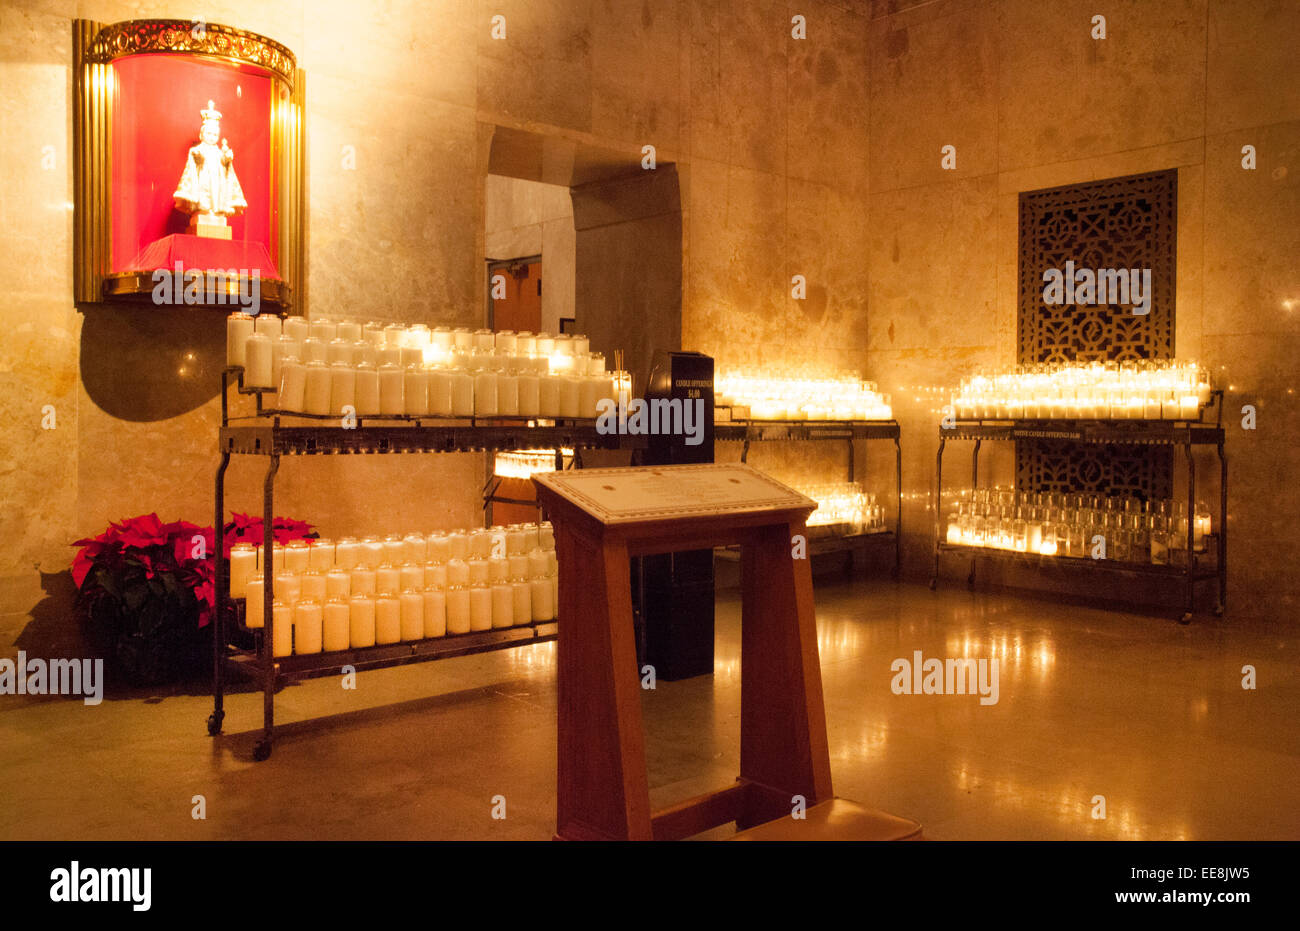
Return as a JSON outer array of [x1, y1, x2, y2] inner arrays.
[[554, 529, 653, 841], [736, 519, 834, 829]]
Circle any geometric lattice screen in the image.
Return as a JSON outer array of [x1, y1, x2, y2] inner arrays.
[[1016, 169, 1178, 500]]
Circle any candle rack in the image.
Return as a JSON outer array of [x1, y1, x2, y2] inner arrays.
[[930, 391, 1227, 624], [209, 368, 643, 761], [714, 414, 902, 575]]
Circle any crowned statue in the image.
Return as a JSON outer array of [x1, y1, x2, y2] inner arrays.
[[173, 100, 247, 240]]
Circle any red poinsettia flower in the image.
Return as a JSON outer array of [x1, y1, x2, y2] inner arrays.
[[114, 513, 169, 549]]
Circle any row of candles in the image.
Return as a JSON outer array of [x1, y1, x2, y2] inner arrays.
[[943, 487, 1213, 564], [715, 372, 893, 421], [798, 482, 888, 531], [950, 360, 1213, 421], [226, 312, 628, 419], [227, 523, 558, 656]]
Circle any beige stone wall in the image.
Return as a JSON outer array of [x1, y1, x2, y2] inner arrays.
[[864, 0, 1300, 623], [484, 174, 575, 335], [1, 0, 1294, 628]]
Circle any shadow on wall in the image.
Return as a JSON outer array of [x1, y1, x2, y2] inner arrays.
[[78, 304, 226, 421]]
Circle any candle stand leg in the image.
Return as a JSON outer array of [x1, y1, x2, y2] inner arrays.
[[968, 439, 981, 590], [1179, 444, 1195, 625], [209, 450, 231, 737], [1216, 441, 1227, 616], [255, 453, 281, 762], [930, 437, 945, 590], [893, 435, 902, 579]]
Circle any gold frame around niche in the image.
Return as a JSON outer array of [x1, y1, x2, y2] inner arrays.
[[73, 19, 305, 312]]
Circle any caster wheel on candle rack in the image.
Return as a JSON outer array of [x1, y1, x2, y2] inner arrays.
[[253, 740, 272, 762], [1213, 603, 1225, 617], [1178, 612, 1192, 626], [927, 578, 937, 591], [206, 711, 224, 736]]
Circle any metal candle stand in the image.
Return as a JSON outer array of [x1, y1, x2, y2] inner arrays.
[[208, 367, 640, 760], [930, 391, 1227, 624], [714, 415, 903, 575]]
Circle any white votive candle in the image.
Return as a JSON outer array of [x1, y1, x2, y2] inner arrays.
[[488, 556, 509, 583], [327, 337, 354, 366], [539, 522, 555, 551], [284, 541, 311, 573], [272, 601, 293, 657], [474, 370, 499, 416], [447, 532, 469, 562], [304, 360, 332, 415], [498, 374, 519, 415], [508, 554, 530, 580], [375, 593, 401, 644], [284, 317, 309, 342], [245, 577, 265, 628], [279, 359, 307, 411], [530, 576, 554, 621], [511, 579, 532, 625], [427, 534, 451, 564], [337, 320, 363, 342], [400, 563, 425, 592], [467, 559, 489, 586], [354, 340, 377, 367], [522, 524, 540, 552], [378, 363, 405, 415], [309, 319, 338, 342], [527, 549, 549, 579], [403, 366, 429, 415], [505, 526, 526, 556], [403, 534, 426, 565], [349, 594, 376, 647], [294, 600, 323, 654], [229, 543, 257, 598], [308, 538, 334, 571], [302, 337, 328, 364], [301, 569, 326, 603], [226, 312, 255, 368], [423, 587, 447, 638], [450, 370, 475, 416], [323, 597, 350, 652], [361, 536, 385, 564], [325, 568, 351, 600], [492, 582, 513, 629], [354, 364, 380, 415], [424, 562, 448, 589], [428, 368, 453, 415], [244, 332, 274, 388], [517, 374, 540, 416], [537, 375, 560, 417], [350, 565, 377, 596], [400, 591, 425, 641], [255, 313, 283, 340], [376, 563, 401, 595], [469, 583, 493, 632], [446, 586, 471, 635], [382, 534, 405, 562]]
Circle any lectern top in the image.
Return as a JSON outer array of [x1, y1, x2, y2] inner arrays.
[[532, 462, 815, 526]]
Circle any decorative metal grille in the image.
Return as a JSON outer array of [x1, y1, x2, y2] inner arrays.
[[1016, 169, 1177, 500]]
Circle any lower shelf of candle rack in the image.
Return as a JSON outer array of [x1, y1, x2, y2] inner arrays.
[[935, 541, 1221, 579], [223, 621, 558, 683]]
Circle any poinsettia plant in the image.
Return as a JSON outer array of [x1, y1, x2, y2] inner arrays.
[[72, 513, 315, 685]]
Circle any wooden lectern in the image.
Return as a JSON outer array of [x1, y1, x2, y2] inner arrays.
[[533, 463, 921, 841]]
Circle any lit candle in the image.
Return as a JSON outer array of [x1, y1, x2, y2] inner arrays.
[[279, 358, 307, 411], [284, 317, 309, 342], [945, 521, 961, 545], [428, 368, 453, 416], [530, 575, 554, 622], [244, 332, 274, 388], [423, 587, 447, 637], [375, 593, 401, 644], [469, 583, 493, 631], [303, 360, 332, 415], [511, 576, 532, 625], [284, 540, 311, 573], [301, 569, 326, 603], [1038, 538, 1058, 556], [404, 365, 430, 415], [323, 597, 350, 652], [226, 312, 255, 368], [349, 594, 376, 647], [308, 538, 334, 571], [350, 565, 377, 596], [492, 582, 514, 629], [229, 543, 257, 598], [272, 601, 293, 657], [446, 585, 471, 635], [294, 599, 323, 654], [1179, 394, 1199, 420], [378, 363, 405, 415], [245, 577, 264, 628], [330, 364, 356, 413], [400, 590, 424, 641]]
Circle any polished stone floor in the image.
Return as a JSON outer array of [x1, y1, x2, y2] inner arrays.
[[2, 578, 1297, 840]]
